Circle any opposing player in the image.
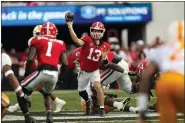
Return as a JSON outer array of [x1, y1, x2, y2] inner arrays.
[[101, 52, 137, 94], [1, 53, 34, 121], [17, 22, 67, 123], [7, 25, 66, 113], [137, 20, 184, 123]]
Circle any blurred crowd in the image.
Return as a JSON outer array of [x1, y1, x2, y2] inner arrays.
[[2, 36, 163, 78]]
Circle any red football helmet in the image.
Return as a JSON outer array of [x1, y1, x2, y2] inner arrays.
[[41, 22, 58, 38], [90, 22, 105, 40]]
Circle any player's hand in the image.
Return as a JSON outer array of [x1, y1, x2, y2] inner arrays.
[[66, 21, 73, 28], [55, 79, 64, 89], [22, 94, 31, 108], [128, 71, 138, 76]]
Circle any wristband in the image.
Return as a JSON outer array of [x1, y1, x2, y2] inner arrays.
[[5, 70, 14, 77], [15, 86, 22, 93]]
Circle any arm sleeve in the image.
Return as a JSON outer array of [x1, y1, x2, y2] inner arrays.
[[28, 37, 37, 47], [80, 36, 89, 46], [2, 53, 12, 69], [147, 48, 161, 65]]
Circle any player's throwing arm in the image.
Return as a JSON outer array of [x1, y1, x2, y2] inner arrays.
[[65, 12, 85, 46]]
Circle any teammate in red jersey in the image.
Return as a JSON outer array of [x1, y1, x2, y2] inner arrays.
[[66, 19, 112, 116], [7, 25, 66, 114], [18, 22, 67, 123]]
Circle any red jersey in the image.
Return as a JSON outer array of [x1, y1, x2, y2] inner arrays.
[[136, 59, 148, 76], [107, 52, 115, 62], [80, 36, 110, 72], [28, 36, 66, 69], [67, 47, 82, 69]]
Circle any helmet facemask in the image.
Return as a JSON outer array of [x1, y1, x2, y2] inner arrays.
[[90, 28, 105, 40]]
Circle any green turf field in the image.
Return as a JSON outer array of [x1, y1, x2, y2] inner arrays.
[[6, 89, 156, 111], [2, 90, 184, 123]]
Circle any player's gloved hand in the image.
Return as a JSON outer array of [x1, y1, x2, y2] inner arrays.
[[55, 79, 64, 89], [128, 71, 138, 76], [102, 84, 110, 91], [22, 94, 31, 108]]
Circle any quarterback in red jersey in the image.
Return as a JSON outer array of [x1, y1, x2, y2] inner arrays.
[[66, 20, 110, 116], [19, 22, 67, 123]]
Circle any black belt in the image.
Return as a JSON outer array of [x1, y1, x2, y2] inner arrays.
[[37, 64, 58, 71]]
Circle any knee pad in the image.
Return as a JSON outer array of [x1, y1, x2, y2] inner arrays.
[[79, 90, 87, 97], [2, 93, 10, 108]]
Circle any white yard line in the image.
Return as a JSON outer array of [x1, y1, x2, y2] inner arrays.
[[3, 113, 183, 121]]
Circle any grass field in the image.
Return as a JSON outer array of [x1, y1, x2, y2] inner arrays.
[[2, 90, 184, 123]]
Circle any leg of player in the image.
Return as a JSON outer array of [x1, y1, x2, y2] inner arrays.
[[105, 96, 130, 111], [94, 82, 105, 117], [124, 105, 140, 113], [79, 90, 91, 115], [16, 88, 35, 123], [38, 88, 66, 113], [78, 71, 92, 115]]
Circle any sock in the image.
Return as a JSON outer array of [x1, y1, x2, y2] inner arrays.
[[113, 101, 119, 108], [16, 95, 29, 115], [129, 107, 136, 112], [100, 106, 104, 111]]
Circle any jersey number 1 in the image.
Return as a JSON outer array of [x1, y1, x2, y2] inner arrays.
[[46, 42, 52, 57]]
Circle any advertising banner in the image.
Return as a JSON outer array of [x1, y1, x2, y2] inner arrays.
[[2, 3, 152, 26]]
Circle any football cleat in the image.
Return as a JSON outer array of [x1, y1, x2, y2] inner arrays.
[[24, 114, 36, 123], [53, 98, 66, 113], [46, 111, 53, 123], [120, 97, 131, 111], [7, 103, 20, 113], [99, 109, 105, 117]]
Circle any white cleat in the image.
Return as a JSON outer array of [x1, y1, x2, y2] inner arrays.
[[7, 103, 20, 113], [119, 97, 131, 111], [53, 98, 66, 113]]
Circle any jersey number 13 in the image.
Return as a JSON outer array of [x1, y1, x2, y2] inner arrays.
[[87, 48, 101, 61]]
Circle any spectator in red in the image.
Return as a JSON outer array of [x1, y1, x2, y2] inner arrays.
[[128, 42, 139, 71]]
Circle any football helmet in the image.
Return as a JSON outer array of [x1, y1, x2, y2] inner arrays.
[[166, 20, 184, 43], [33, 25, 42, 37], [90, 22, 105, 40], [41, 22, 58, 38]]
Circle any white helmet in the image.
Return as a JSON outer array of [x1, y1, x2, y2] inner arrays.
[[166, 20, 184, 43], [33, 25, 42, 37]]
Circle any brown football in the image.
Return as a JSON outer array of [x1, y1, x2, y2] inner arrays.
[[65, 12, 74, 21]]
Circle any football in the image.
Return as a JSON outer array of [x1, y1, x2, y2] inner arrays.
[[65, 12, 74, 21]]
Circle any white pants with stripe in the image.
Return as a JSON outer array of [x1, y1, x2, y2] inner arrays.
[[77, 69, 100, 92], [101, 59, 132, 94], [21, 70, 58, 94]]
